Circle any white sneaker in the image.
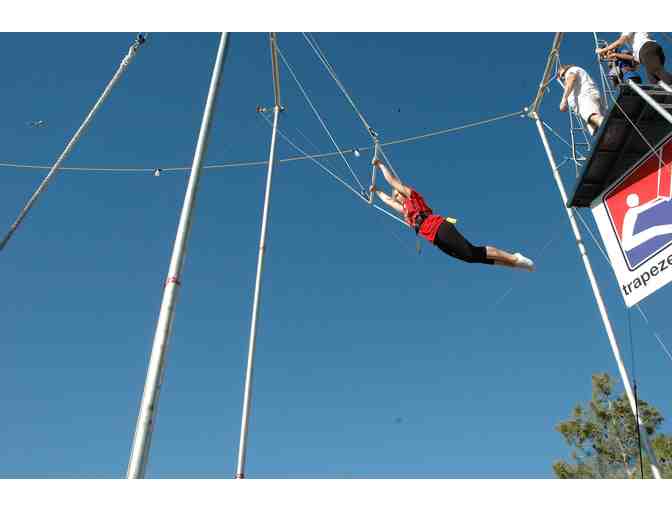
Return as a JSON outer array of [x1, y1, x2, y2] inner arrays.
[[514, 253, 535, 272]]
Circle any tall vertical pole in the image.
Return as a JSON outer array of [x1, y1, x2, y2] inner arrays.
[[592, 32, 611, 110], [127, 33, 230, 479], [235, 33, 283, 480], [532, 113, 662, 479]]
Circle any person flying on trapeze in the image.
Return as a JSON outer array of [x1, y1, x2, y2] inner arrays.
[[369, 158, 535, 270]]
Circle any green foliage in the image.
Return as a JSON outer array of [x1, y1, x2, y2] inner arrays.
[[552, 373, 671, 478]]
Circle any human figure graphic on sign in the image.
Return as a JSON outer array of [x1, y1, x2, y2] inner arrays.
[[621, 193, 672, 251]]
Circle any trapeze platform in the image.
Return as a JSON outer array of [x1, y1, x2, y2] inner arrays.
[[568, 85, 672, 208]]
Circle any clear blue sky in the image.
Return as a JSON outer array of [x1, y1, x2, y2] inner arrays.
[[1, 32, 671, 478]]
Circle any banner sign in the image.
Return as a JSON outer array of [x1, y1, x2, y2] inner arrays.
[[591, 135, 672, 307]]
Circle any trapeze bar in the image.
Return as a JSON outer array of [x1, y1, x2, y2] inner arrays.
[[568, 85, 672, 208]]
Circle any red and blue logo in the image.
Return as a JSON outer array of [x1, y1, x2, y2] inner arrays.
[[604, 137, 672, 270]]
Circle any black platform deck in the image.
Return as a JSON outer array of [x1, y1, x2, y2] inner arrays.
[[568, 85, 672, 208]]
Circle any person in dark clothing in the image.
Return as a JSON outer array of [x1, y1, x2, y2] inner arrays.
[[370, 159, 534, 270], [598, 33, 672, 85]]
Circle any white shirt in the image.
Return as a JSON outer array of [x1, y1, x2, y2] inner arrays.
[[565, 66, 600, 110], [620, 32, 655, 62]]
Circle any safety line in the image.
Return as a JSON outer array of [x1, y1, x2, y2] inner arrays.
[[0, 110, 524, 174]]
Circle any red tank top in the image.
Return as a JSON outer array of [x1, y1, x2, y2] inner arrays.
[[403, 190, 444, 243]]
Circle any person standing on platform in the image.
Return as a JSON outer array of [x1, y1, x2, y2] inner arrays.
[[604, 48, 642, 86], [598, 33, 672, 86], [557, 64, 604, 135]]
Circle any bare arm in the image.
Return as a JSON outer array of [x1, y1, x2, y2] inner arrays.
[[373, 160, 412, 197], [373, 187, 405, 215], [559, 71, 577, 111], [597, 34, 629, 57], [610, 52, 635, 62]]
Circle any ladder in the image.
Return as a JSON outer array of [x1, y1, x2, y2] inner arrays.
[[568, 107, 592, 177]]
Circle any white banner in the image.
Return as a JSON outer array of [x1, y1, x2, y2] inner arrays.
[[591, 135, 672, 307]]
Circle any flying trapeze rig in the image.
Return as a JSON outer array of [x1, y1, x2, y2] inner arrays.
[[1, 32, 671, 479]]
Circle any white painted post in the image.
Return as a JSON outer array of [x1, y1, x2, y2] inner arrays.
[[127, 33, 230, 479], [235, 33, 283, 480], [532, 112, 662, 479]]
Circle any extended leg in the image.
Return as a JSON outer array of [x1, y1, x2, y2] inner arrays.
[[588, 113, 604, 132], [641, 43, 672, 85], [486, 246, 519, 267]]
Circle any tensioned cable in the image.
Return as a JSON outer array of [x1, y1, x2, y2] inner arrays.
[[574, 207, 672, 364], [627, 307, 646, 479], [258, 112, 407, 227], [259, 114, 363, 199], [380, 110, 524, 146], [275, 44, 366, 193], [302, 32, 377, 139], [659, 33, 672, 46], [0, 110, 524, 174], [0, 34, 147, 251], [635, 304, 672, 364], [490, 218, 564, 309], [542, 120, 574, 149]]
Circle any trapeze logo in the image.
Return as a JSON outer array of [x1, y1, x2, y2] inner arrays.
[[604, 136, 672, 271]]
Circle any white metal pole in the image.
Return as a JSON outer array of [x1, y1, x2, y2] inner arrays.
[[235, 33, 283, 480], [658, 81, 672, 94], [532, 113, 662, 479], [627, 80, 672, 126], [592, 32, 610, 110], [529, 33, 564, 115], [126, 33, 230, 479], [0, 35, 146, 252]]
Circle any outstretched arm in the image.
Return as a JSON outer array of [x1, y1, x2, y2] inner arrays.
[[371, 185, 404, 215], [609, 52, 635, 62], [559, 71, 577, 112], [373, 159, 412, 197], [597, 34, 629, 57]]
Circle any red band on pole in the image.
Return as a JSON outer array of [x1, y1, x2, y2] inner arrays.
[[166, 276, 181, 286]]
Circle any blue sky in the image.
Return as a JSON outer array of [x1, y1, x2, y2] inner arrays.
[[1, 32, 671, 478]]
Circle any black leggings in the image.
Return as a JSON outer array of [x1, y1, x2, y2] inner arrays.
[[432, 221, 493, 264], [639, 42, 672, 85]]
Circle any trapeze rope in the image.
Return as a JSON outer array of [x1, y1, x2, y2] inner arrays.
[[0, 34, 147, 251], [275, 44, 367, 195], [258, 111, 407, 227], [574, 207, 672, 365], [302, 32, 378, 139]]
